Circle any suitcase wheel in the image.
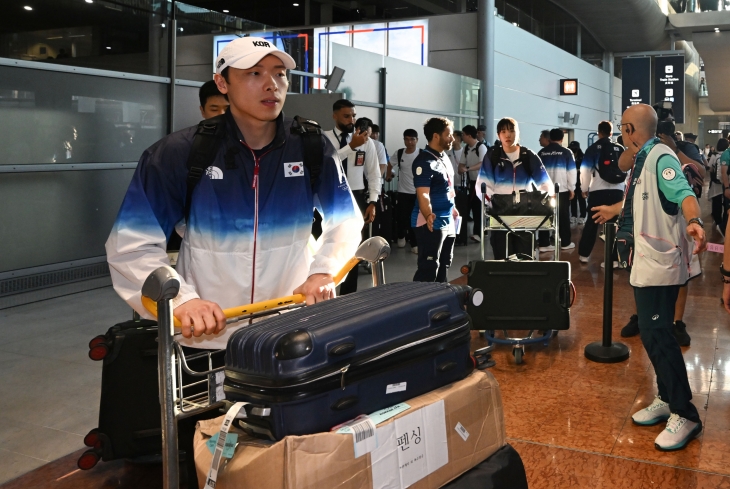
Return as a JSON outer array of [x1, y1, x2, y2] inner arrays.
[[88, 335, 107, 349], [77, 449, 101, 470], [512, 347, 524, 365], [83, 429, 102, 449], [88, 342, 110, 361]]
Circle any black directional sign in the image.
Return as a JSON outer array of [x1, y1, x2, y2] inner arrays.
[[621, 57, 651, 113], [654, 55, 685, 124]]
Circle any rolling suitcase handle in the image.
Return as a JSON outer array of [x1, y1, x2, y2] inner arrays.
[[141, 236, 391, 327]]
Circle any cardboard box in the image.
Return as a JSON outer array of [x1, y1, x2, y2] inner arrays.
[[194, 370, 504, 489]]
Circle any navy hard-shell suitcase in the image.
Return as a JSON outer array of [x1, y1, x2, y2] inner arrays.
[[223, 282, 473, 440]]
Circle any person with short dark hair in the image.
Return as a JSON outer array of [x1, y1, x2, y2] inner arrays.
[[539, 130, 550, 148], [707, 138, 728, 234], [387, 129, 421, 253], [537, 128, 576, 251], [459, 125, 488, 242], [578, 121, 626, 265], [476, 124, 487, 144], [412, 118, 458, 282], [198, 80, 229, 119], [568, 140, 587, 224], [477, 118, 553, 260]]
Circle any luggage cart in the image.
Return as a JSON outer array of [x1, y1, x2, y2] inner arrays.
[[140, 237, 391, 489], [465, 183, 563, 364]]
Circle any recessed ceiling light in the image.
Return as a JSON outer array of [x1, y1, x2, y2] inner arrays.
[[23, 5, 33, 10], [85, 0, 93, 3], [715, 27, 720, 32], [106, 46, 111, 49], [161, 23, 166, 28], [293, 2, 299, 5], [223, 9, 229, 12]]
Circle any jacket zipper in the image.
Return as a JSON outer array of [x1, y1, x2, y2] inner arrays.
[[239, 141, 275, 305]]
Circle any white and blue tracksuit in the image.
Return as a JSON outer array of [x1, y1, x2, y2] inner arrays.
[[106, 111, 363, 349], [538, 142, 576, 194]]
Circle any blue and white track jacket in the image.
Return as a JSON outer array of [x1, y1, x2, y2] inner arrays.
[[106, 111, 363, 349], [537, 142, 576, 194], [476, 146, 554, 203]]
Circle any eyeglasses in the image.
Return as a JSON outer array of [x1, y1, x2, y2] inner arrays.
[[617, 122, 634, 132]]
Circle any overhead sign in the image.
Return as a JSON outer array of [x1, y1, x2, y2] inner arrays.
[[621, 57, 651, 112], [654, 55, 685, 124], [560, 79, 578, 96]]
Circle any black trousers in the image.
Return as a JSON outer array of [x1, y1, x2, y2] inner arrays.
[[570, 187, 587, 218], [340, 189, 367, 295], [538, 192, 571, 247], [634, 285, 700, 422], [490, 230, 534, 260], [469, 179, 482, 233], [396, 192, 418, 247], [578, 189, 624, 258], [711, 194, 724, 228], [413, 226, 455, 282]]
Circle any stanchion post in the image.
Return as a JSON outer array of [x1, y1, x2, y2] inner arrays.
[[584, 220, 630, 363], [142, 267, 181, 489]]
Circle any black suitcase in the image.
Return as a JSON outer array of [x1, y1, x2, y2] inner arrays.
[[441, 443, 528, 489], [224, 282, 473, 440], [464, 260, 571, 331], [372, 191, 395, 243], [83, 319, 224, 468]]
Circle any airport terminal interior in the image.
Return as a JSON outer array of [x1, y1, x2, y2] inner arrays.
[[2, 0, 730, 488]]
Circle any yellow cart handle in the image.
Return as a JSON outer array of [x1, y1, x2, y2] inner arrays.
[[141, 255, 361, 327]]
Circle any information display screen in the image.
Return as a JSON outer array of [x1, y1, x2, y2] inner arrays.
[[621, 57, 651, 112], [654, 55, 685, 124]]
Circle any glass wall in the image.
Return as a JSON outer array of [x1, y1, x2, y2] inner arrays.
[[313, 19, 429, 90], [494, 0, 604, 67]]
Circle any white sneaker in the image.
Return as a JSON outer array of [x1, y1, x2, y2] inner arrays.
[[538, 245, 555, 253], [654, 414, 702, 451], [579, 255, 589, 263], [599, 233, 606, 242], [632, 396, 670, 426], [579, 218, 587, 225], [561, 242, 576, 250], [570, 217, 577, 225], [397, 238, 406, 248], [600, 261, 621, 269], [411, 246, 418, 255], [471, 234, 481, 243]]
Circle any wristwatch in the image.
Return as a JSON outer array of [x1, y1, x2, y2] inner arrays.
[[687, 217, 704, 228]]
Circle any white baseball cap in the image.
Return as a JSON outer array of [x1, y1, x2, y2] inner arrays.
[[215, 37, 296, 74]]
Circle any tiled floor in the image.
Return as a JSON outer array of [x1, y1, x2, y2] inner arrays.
[[2, 213, 730, 488]]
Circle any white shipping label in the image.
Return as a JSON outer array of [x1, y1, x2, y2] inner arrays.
[[371, 400, 448, 489], [386, 382, 407, 394], [454, 422, 469, 441], [337, 416, 377, 458]]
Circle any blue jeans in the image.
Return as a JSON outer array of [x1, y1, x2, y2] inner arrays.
[[413, 225, 455, 283]]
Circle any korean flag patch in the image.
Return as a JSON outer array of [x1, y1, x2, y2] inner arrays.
[[661, 167, 676, 181], [285, 162, 305, 177]]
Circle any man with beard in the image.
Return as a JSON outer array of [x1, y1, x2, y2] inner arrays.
[[324, 99, 381, 294]]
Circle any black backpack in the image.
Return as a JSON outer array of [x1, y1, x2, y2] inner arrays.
[[594, 142, 627, 184], [182, 114, 323, 223]]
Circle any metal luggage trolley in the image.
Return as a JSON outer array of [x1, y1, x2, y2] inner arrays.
[[140, 237, 391, 489], [468, 183, 562, 365]]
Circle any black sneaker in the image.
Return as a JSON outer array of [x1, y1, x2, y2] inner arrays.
[[621, 315, 640, 337], [673, 320, 691, 346]]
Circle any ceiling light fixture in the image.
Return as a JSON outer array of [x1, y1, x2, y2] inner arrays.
[[85, 0, 93, 3], [106, 46, 111, 49], [161, 23, 166, 27], [24, 5, 33, 10], [293, 2, 299, 5], [223, 9, 229, 12], [715, 27, 720, 32]]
